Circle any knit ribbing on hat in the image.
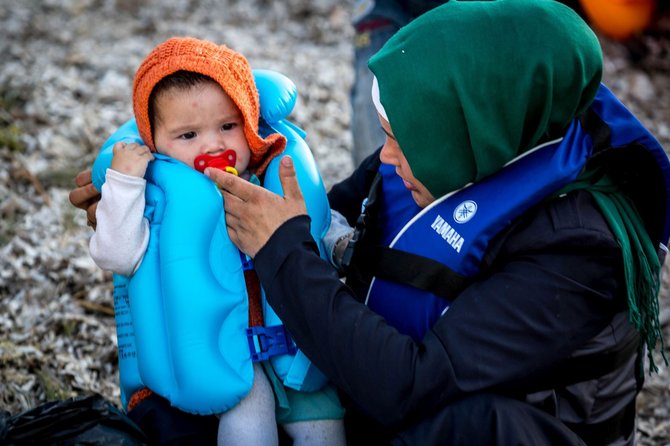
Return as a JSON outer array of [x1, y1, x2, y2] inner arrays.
[[132, 36, 286, 175]]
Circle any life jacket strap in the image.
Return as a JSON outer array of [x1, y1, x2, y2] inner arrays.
[[354, 244, 469, 301], [341, 172, 384, 271], [244, 269, 265, 327], [246, 325, 297, 362], [238, 251, 265, 327]]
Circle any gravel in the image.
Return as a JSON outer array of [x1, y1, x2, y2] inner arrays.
[[0, 1, 668, 444]]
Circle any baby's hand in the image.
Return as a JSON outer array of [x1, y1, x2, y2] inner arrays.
[[111, 142, 155, 177]]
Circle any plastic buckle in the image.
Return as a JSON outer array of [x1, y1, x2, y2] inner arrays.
[[341, 197, 369, 269], [246, 325, 297, 362], [238, 251, 253, 271]]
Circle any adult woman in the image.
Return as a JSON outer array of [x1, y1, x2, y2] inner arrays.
[[207, 1, 668, 444]]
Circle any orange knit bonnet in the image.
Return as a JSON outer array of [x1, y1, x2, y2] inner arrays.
[[132, 36, 286, 175]]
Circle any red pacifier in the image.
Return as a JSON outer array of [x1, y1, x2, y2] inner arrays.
[[194, 150, 238, 176]]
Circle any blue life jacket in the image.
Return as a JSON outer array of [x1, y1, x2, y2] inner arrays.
[[360, 84, 670, 342], [93, 70, 330, 414]]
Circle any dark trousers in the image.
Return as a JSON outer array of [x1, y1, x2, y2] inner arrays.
[[345, 393, 587, 446], [394, 394, 587, 446], [127, 394, 218, 446]]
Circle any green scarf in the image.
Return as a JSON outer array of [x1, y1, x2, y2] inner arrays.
[[368, 0, 603, 198], [559, 169, 667, 373]]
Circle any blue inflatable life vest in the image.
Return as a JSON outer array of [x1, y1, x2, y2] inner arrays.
[[93, 70, 330, 414], [364, 84, 670, 342]]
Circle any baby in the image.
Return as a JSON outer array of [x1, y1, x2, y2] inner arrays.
[[90, 37, 344, 446]]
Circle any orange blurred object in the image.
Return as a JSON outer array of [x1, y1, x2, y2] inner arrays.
[[579, 0, 657, 40]]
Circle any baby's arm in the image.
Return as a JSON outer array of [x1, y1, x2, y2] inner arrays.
[[322, 209, 354, 271], [89, 142, 154, 276]]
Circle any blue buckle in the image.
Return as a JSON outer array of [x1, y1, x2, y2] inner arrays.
[[246, 325, 297, 362], [239, 250, 254, 271]]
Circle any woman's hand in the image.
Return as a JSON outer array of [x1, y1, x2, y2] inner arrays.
[[68, 169, 101, 229], [206, 155, 308, 257]]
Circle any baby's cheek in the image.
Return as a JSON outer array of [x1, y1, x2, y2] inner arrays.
[[236, 160, 247, 173], [235, 153, 251, 174]]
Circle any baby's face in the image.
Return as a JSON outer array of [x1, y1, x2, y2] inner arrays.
[[153, 81, 251, 174]]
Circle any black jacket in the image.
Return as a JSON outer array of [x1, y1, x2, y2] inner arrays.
[[254, 151, 638, 445]]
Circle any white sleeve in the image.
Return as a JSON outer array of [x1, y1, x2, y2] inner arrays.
[[89, 169, 150, 276], [323, 209, 354, 269]]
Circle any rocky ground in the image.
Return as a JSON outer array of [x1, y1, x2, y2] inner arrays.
[[0, 0, 668, 444]]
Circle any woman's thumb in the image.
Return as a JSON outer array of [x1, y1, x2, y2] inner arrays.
[[279, 155, 303, 201]]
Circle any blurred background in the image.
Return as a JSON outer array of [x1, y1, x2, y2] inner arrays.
[[0, 0, 668, 444]]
